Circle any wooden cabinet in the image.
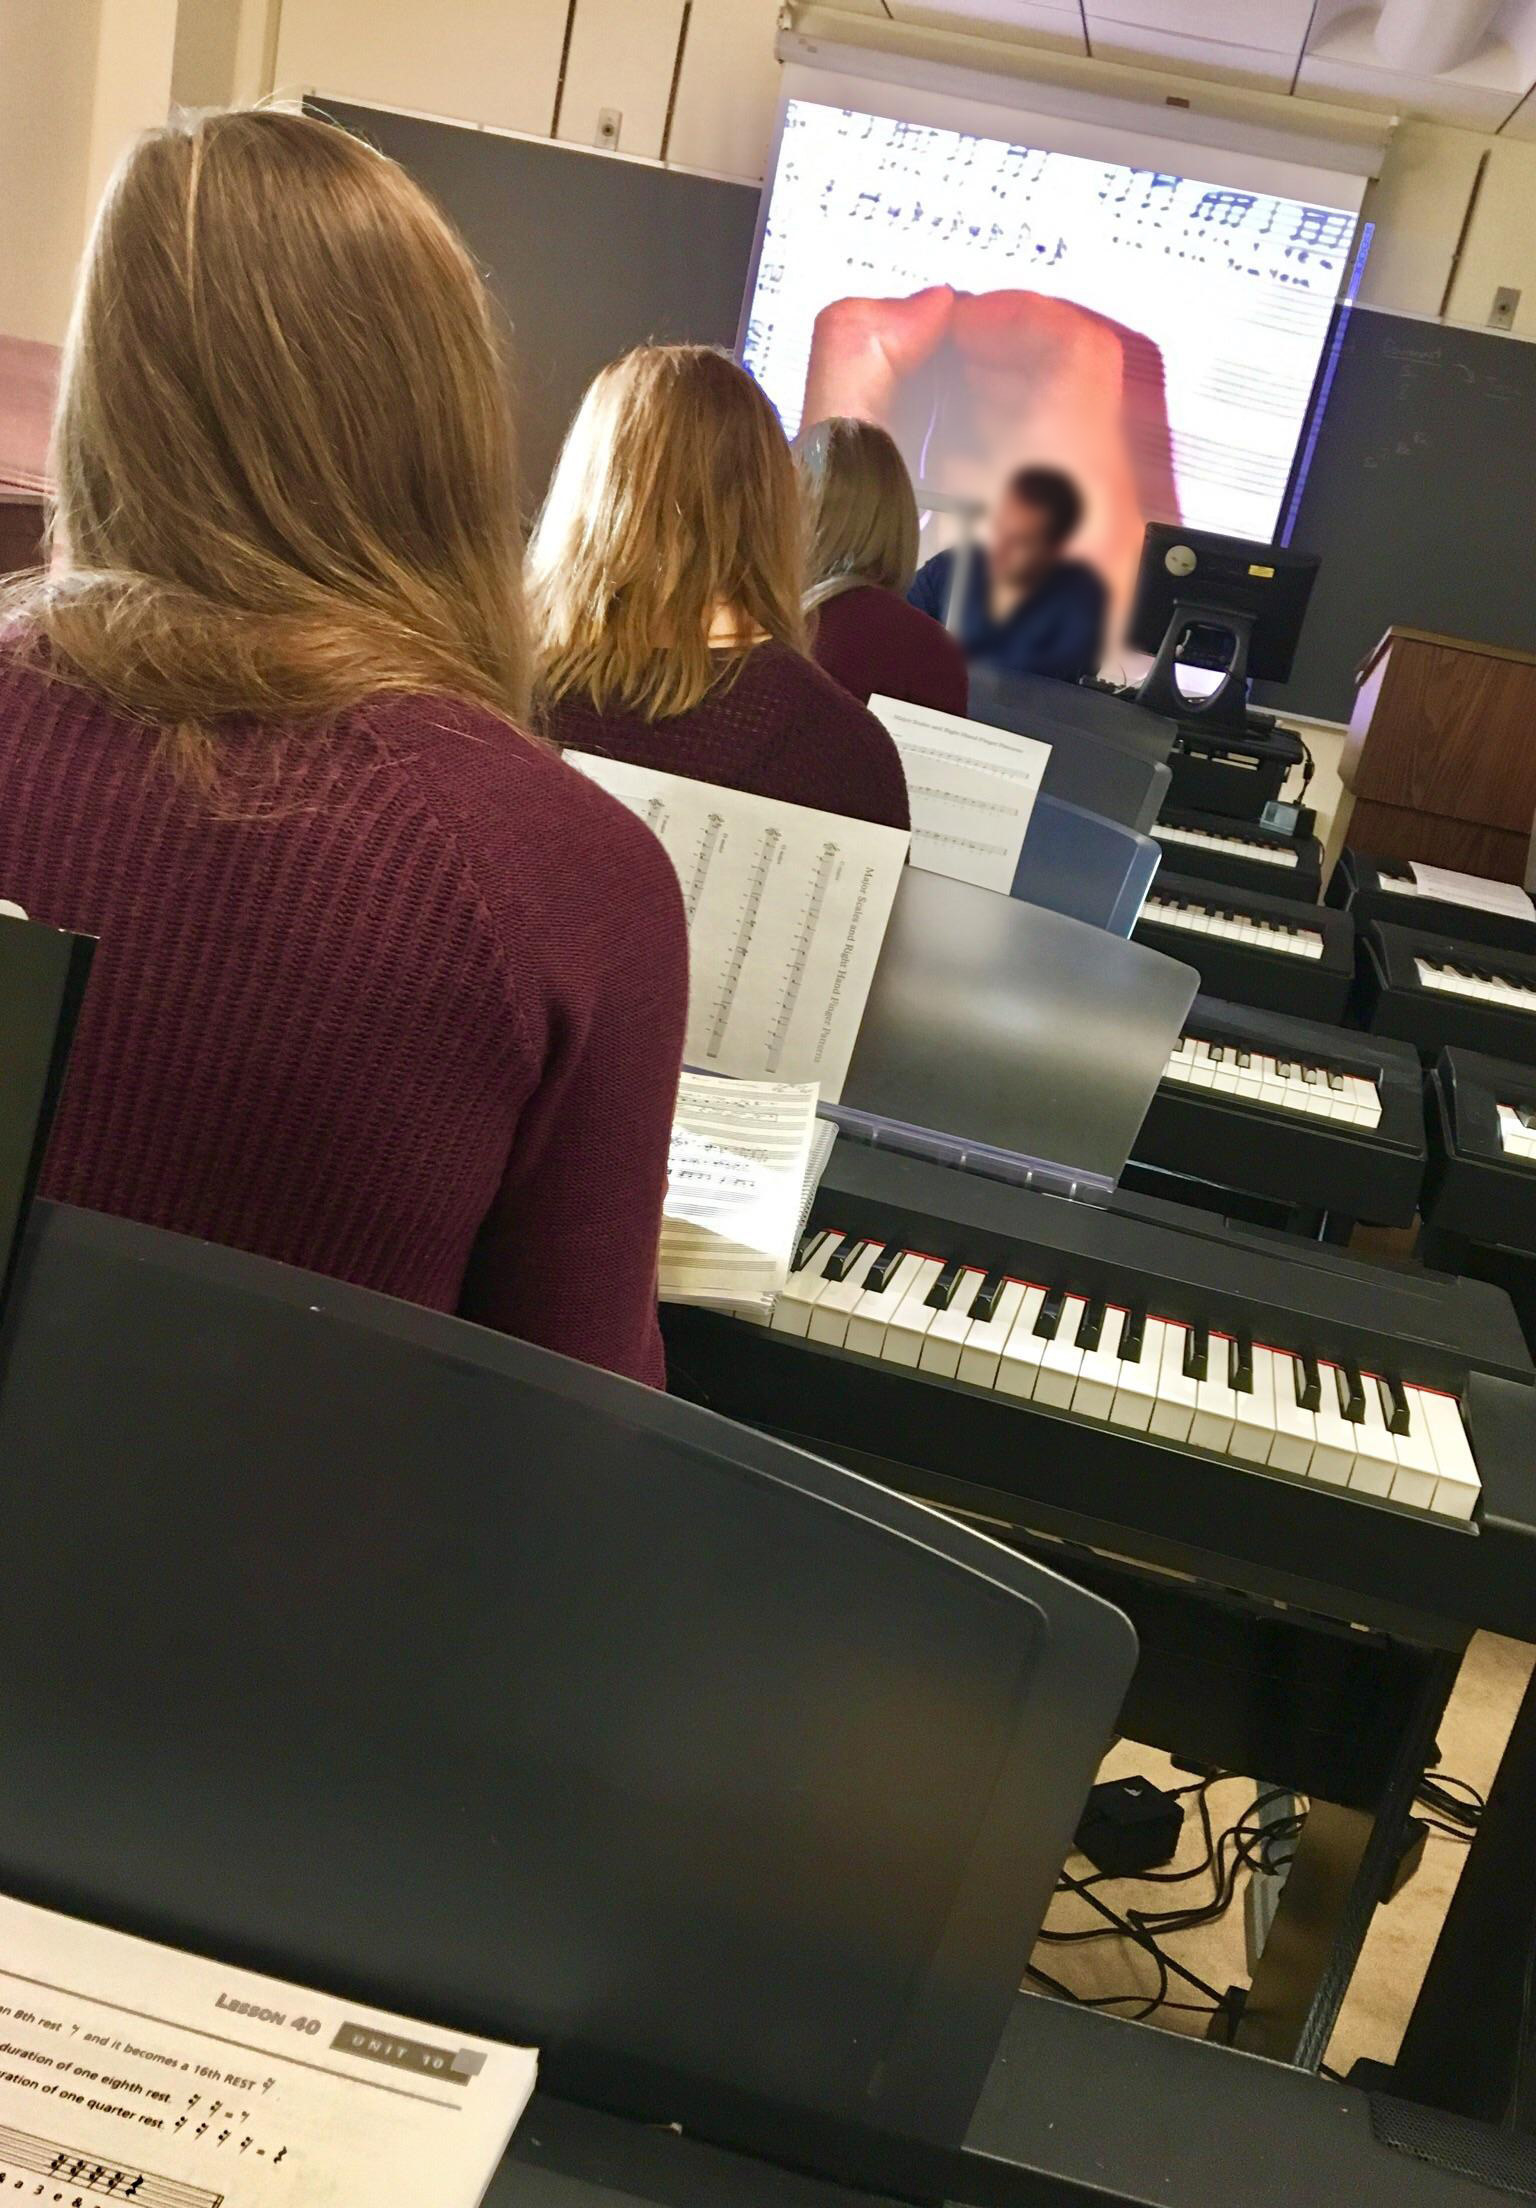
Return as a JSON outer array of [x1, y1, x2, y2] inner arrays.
[[1340, 627, 1536, 882]]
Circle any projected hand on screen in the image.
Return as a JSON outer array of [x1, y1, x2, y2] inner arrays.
[[802, 285, 1179, 619]]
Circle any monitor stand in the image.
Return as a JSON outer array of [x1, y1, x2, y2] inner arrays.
[[1135, 597, 1257, 742]]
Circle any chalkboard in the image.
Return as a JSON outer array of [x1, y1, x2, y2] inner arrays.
[[1267, 306, 1536, 722], [310, 99, 761, 511]]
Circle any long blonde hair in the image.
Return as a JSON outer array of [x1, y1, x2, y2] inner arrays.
[[797, 417, 920, 611], [5, 106, 529, 778], [528, 345, 806, 723]]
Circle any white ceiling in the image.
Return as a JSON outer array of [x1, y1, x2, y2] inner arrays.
[[871, 0, 1536, 131]]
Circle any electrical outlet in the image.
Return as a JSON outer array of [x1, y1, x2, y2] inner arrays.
[[1490, 286, 1521, 331], [596, 107, 622, 150]]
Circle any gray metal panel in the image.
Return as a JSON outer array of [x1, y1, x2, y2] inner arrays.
[[310, 100, 761, 503], [0, 1200, 1134, 2153]]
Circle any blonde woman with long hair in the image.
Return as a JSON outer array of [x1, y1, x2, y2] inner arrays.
[[797, 416, 968, 714], [0, 109, 687, 1386], [528, 346, 909, 830]]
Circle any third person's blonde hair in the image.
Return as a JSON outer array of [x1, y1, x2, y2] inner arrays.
[[797, 417, 920, 612], [528, 346, 806, 723]]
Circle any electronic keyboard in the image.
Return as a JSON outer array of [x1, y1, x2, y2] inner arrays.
[[1151, 808, 1322, 903], [1423, 1047, 1536, 1258], [1357, 920, 1536, 1064], [1132, 995, 1426, 1225], [664, 1139, 1536, 1645], [1329, 848, 1536, 959], [1132, 872, 1354, 1022]]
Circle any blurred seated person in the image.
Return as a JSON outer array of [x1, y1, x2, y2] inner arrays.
[[530, 348, 909, 833], [0, 110, 687, 1388], [797, 416, 967, 716], [908, 464, 1107, 686]]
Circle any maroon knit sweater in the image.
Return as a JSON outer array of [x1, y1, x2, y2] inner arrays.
[[0, 654, 688, 1385], [540, 641, 911, 830], [810, 584, 969, 716]]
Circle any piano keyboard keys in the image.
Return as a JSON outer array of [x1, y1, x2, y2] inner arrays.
[[1153, 822, 1298, 868], [1416, 956, 1536, 1014], [1163, 1036, 1381, 1127], [753, 1237, 1484, 1525], [1497, 1103, 1536, 1161], [1142, 896, 1325, 960]]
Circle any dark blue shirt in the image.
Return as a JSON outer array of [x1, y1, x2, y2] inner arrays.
[[908, 548, 1107, 684]]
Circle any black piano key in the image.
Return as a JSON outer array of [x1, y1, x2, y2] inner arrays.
[[1234, 1050, 1252, 1070], [861, 1245, 901, 1294], [1076, 1298, 1106, 1352], [1034, 1285, 1067, 1339], [1325, 1070, 1344, 1092], [1339, 1365, 1367, 1423], [821, 1233, 865, 1284], [792, 1229, 826, 1273], [1207, 1045, 1225, 1065], [1383, 1373, 1412, 1436], [1519, 1105, 1536, 1132], [1230, 1333, 1254, 1393], [1296, 1351, 1322, 1413], [925, 1258, 965, 1311], [1182, 1324, 1209, 1383], [969, 1270, 1008, 1325], [1120, 1308, 1147, 1363], [1299, 1065, 1318, 1086], [1275, 1059, 1292, 1078]]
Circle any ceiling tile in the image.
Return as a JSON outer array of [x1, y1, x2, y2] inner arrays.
[[1084, 0, 1314, 57], [1086, 21, 1296, 89]]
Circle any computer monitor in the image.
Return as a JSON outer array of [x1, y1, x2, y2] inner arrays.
[[0, 910, 93, 1318], [1129, 525, 1320, 735]]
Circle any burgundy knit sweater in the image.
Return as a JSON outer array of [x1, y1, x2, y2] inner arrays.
[[810, 584, 969, 716], [540, 641, 911, 830], [0, 653, 688, 1384]]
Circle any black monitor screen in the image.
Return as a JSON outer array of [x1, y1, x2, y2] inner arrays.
[[1129, 525, 1320, 683]]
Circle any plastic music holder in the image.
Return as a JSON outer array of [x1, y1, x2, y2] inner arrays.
[[0, 1199, 1136, 2165], [1012, 794, 1161, 938], [0, 908, 93, 1318], [833, 868, 1198, 1200], [965, 668, 1175, 834]]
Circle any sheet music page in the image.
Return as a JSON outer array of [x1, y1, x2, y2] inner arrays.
[[868, 697, 1049, 893], [0, 1894, 536, 2208], [567, 756, 909, 1099], [660, 1072, 821, 1307], [1408, 862, 1535, 921]]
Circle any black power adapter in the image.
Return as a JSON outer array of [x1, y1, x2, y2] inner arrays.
[[1074, 1776, 1185, 1877]]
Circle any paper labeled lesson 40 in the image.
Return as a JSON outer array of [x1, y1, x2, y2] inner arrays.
[[0, 1893, 536, 2208]]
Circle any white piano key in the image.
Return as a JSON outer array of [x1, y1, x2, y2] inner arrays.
[[1345, 1378, 1398, 1499], [918, 1267, 989, 1379], [1189, 1336, 1238, 1452], [806, 1240, 886, 1347], [1379, 1377, 1439, 1511], [1108, 1318, 1164, 1431], [1268, 1352, 1317, 1476], [844, 1251, 926, 1359], [956, 1278, 1028, 1389], [880, 1257, 946, 1368], [769, 1231, 840, 1337], [1228, 1346, 1277, 1464], [1149, 1322, 1198, 1442], [995, 1284, 1051, 1400], [1414, 1386, 1481, 1522], [1071, 1306, 1127, 1421], [1308, 1363, 1358, 1487], [1034, 1295, 1089, 1408]]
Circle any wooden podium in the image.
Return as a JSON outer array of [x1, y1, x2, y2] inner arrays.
[[1339, 626, 1536, 882]]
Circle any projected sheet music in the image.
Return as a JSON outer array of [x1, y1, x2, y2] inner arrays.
[[568, 756, 909, 1099], [744, 100, 1361, 544], [0, 1895, 536, 2208]]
